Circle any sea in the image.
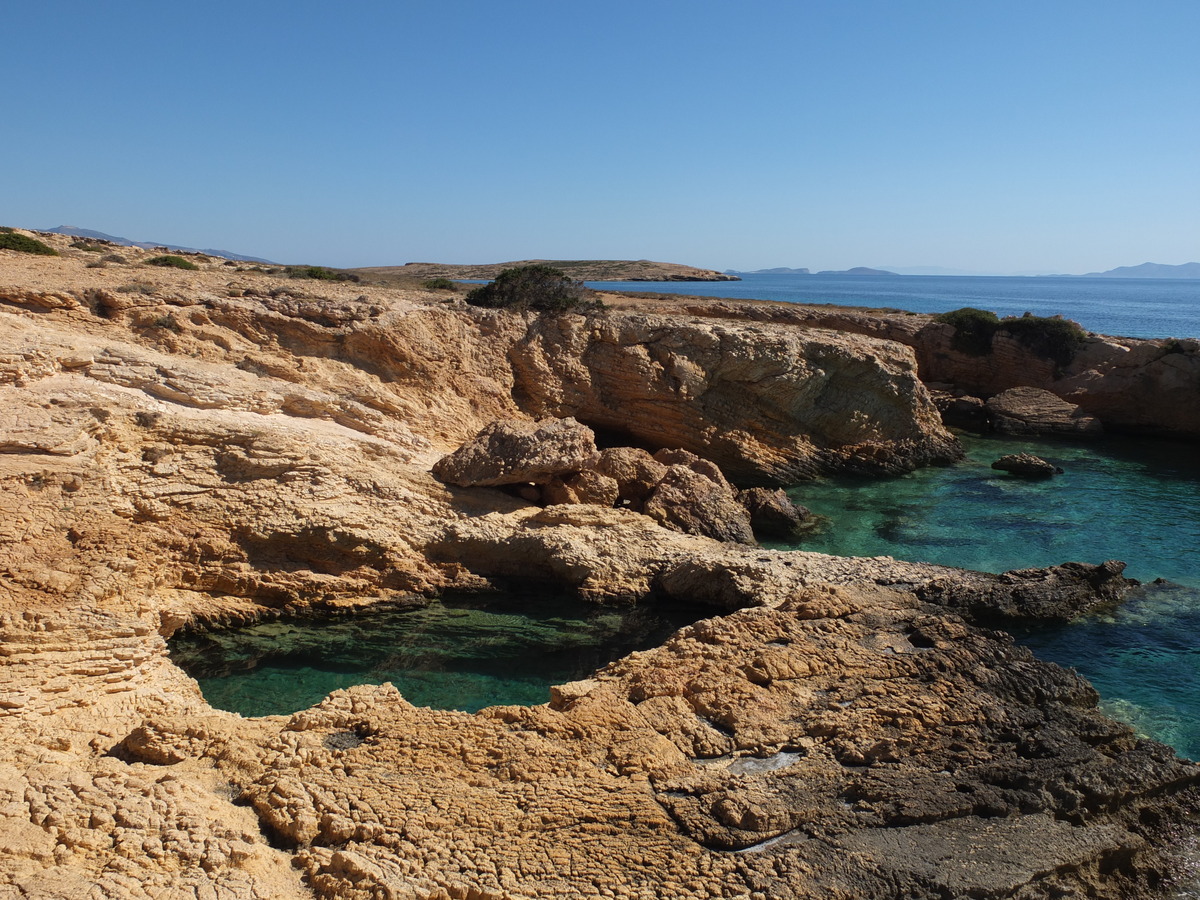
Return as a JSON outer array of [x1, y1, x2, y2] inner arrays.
[[586, 272, 1200, 340], [593, 272, 1200, 766]]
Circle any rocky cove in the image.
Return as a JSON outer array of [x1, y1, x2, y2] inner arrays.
[[2, 234, 1200, 899]]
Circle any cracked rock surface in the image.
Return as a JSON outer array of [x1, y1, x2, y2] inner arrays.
[[0, 236, 1197, 899]]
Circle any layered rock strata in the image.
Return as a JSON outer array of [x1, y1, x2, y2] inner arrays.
[[0, 239, 1197, 899], [680, 300, 1200, 442]]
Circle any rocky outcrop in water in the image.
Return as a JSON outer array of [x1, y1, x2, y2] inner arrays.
[[0, 236, 1195, 899], [992, 452, 1063, 477]]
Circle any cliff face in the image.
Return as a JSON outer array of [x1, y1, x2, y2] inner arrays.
[[683, 300, 1200, 440], [0, 241, 1197, 900], [508, 313, 960, 483]]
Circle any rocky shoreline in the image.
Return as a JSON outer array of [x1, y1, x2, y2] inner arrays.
[[1, 234, 1198, 899]]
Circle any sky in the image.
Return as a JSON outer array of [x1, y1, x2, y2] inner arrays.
[[3, 1, 1197, 274]]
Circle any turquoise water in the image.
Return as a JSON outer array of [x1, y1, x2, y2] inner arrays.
[[587, 273, 1200, 339], [169, 592, 695, 717], [778, 432, 1200, 758]]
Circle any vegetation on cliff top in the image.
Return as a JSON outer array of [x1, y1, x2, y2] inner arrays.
[[145, 254, 200, 270], [0, 229, 59, 256], [466, 264, 602, 312], [936, 307, 1087, 367]]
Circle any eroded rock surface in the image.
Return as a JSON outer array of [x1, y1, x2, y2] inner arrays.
[[0, 236, 1196, 899], [987, 386, 1104, 437]]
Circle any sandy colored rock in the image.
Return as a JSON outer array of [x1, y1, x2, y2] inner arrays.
[[986, 385, 1104, 437], [591, 446, 669, 506], [643, 465, 757, 545], [431, 416, 599, 487], [0, 234, 1195, 899]]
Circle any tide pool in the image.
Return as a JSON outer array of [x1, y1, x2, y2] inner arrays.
[[169, 591, 696, 717]]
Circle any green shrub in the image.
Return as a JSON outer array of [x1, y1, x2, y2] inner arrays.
[[934, 307, 1086, 367], [466, 264, 599, 312], [146, 255, 199, 270], [71, 240, 106, 252], [997, 314, 1087, 367], [285, 265, 360, 283], [421, 277, 458, 291], [0, 231, 59, 256], [934, 307, 999, 355]]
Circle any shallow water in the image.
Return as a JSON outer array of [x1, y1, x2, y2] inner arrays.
[[170, 591, 695, 717], [777, 432, 1200, 759]]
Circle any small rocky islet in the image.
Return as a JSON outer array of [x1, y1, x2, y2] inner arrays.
[[2, 230, 1200, 899]]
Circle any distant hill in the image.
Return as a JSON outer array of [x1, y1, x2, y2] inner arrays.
[[353, 259, 739, 283], [41, 226, 274, 264], [815, 266, 897, 276], [724, 267, 811, 275], [1084, 262, 1200, 279]]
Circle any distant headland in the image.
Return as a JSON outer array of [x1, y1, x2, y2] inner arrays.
[[1083, 261, 1200, 279], [354, 259, 740, 282], [725, 265, 897, 276]]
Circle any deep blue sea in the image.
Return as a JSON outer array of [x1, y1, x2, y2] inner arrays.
[[587, 273, 1200, 339]]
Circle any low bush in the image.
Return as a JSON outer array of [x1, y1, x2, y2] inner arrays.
[[146, 255, 199, 270], [421, 277, 458, 291], [997, 314, 1087, 367], [0, 231, 59, 256], [285, 265, 360, 283], [934, 307, 999, 355], [466, 264, 600, 312], [935, 307, 1086, 367]]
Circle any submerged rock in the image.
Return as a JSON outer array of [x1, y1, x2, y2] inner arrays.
[[992, 452, 1063, 477]]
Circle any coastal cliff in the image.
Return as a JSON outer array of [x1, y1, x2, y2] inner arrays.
[[677, 299, 1200, 441], [1, 233, 1197, 899]]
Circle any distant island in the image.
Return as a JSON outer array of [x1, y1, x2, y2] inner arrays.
[[724, 267, 811, 275], [40, 225, 274, 264], [354, 259, 740, 282], [816, 266, 897, 276], [1084, 262, 1200, 279]]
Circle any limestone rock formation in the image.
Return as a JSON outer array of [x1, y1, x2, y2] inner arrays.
[[681, 301, 1200, 442], [0, 235, 1195, 899], [507, 313, 963, 483], [986, 386, 1104, 437], [642, 465, 757, 545], [431, 417, 599, 487], [993, 452, 1063, 477]]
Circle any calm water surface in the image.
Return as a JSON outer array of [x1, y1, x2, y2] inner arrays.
[[588, 273, 1200, 339], [170, 591, 695, 717], [777, 432, 1200, 759]]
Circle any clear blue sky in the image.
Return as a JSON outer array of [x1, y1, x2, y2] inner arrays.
[[3, 1, 1197, 273]]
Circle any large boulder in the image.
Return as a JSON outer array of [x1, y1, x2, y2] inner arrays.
[[432, 417, 598, 487], [642, 466, 756, 545], [591, 447, 669, 506], [542, 469, 620, 507], [986, 386, 1103, 437]]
